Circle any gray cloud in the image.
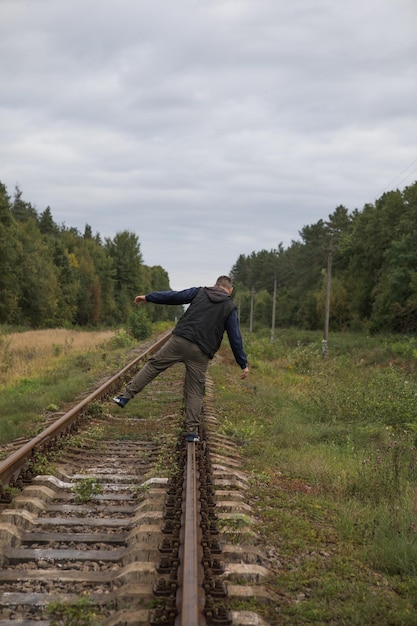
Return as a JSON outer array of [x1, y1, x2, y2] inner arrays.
[[1, 0, 417, 289]]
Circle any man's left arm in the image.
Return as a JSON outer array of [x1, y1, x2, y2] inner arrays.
[[225, 310, 249, 378]]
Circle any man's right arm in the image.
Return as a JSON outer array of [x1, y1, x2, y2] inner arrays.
[[135, 287, 199, 306]]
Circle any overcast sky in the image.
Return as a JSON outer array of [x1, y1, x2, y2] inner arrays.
[[1, 0, 417, 290]]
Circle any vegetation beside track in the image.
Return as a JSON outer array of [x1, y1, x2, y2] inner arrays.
[[2, 324, 417, 624], [211, 328, 417, 625], [0, 324, 170, 448]]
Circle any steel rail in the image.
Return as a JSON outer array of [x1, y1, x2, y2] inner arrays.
[[0, 330, 171, 492], [177, 441, 206, 626]]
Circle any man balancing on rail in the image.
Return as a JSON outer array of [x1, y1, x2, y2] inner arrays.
[[113, 275, 249, 442]]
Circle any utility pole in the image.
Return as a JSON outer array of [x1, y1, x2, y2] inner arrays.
[[322, 234, 333, 357], [271, 278, 277, 342], [249, 287, 254, 333]]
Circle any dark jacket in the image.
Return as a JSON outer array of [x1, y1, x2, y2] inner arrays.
[[145, 286, 248, 368]]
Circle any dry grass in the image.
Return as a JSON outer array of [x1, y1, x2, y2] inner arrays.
[[0, 328, 115, 388]]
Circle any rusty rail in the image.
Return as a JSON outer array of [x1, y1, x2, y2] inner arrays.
[[0, 329, 234, 625], [0, 330, 171, 493], [177, 441, 206, 626]]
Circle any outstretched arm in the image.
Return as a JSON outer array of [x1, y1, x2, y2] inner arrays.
[[134, 287, 200, 306]]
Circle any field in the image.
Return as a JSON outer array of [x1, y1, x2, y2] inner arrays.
[[0, 326, 135, 445], [0, 328, 116, 384], [2, 326, 417, 623]]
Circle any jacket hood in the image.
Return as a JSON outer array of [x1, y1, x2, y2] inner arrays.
[[204, 286, 231, 303]]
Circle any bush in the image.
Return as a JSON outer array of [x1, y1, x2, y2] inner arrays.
[[105, 328, 134, 349], [127, 307, 152, 340]]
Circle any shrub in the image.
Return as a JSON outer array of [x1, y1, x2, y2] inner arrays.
[[105, 328, 133, 349], [127, 307, 152, 340]]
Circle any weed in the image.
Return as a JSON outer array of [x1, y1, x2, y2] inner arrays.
[[31, 451, 55, 475], [52, 343, 63, 356], [73, 354, 94, 371], [86, 402, 105, 418], [106, 328, 133, 349], [3, 485, 20, 502], [286, 341, 321, 374], [132, 483, 150, 501], [73, 477, 102, 503], [217, 514, 253, 543], [249, 471, 271, 486], [47, 595, 102, 625], [66, 425, 105, 450], [220, 416, 256, 445], [350, 436, 417, 502], [0, 337, 14, 373]]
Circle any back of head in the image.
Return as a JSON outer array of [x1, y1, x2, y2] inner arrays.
[[215, 276, 233, 291]]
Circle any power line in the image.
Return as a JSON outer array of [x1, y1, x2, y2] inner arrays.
[[391, 163, 417, 190], [381, 156, 417, 194]]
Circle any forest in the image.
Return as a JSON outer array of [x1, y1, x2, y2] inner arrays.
[[1, 179, 417, 333], [232, 180, 417, 333], [0, 181, 183, 329]]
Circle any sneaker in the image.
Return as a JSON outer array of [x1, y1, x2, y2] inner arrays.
[[113, 395, 129, 408], [185, 433, 199, 443]]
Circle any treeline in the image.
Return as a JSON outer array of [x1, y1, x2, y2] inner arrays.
[[231, 181, 417, 333], [0, 181, 183, 328], [3, 178, 417, 334]]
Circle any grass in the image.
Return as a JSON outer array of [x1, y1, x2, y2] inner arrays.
[[0, 325, 170, 447], [211, 328, 417, 624], [0, 328, 116, 385], [47, 594, 102, 625], [3, 325, 417, 623]]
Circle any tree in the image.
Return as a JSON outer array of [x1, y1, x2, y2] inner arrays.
[[325, 205, 352, 238], [0, 183, 20, 323], [371, 231, 417, 332], [11, 185, 38, 223], [49, 239, 80, 326], [62, 234, 115, 326], [254, 289, 273, 326], [141, 265, 182, 322], [15, 219, 59, 327], [340, 188, 413, 328], [39, 206, 59, 235], [230, 254, 251, 286], [105, 231, 145, 322], [0, 181, 12, 226]]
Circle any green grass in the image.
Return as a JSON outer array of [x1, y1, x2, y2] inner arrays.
[[212, 329, 417, 624]]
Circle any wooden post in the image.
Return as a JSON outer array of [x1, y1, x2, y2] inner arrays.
[[271, 278, 277, 342], [249, 287, 254, 333], [322, 234, 333, 357]]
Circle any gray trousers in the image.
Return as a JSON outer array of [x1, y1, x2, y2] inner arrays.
[[125, 334, 209, 433]]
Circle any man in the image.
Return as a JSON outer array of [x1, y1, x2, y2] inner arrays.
[[113, 276, 249, 442]]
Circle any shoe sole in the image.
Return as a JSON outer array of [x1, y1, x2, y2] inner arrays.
[[112, 397, 127, 408]]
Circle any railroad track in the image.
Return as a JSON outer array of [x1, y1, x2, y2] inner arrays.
[[0, 334, 275, 625]]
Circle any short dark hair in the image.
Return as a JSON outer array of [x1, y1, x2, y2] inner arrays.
[[215, 276, 233, 289]]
